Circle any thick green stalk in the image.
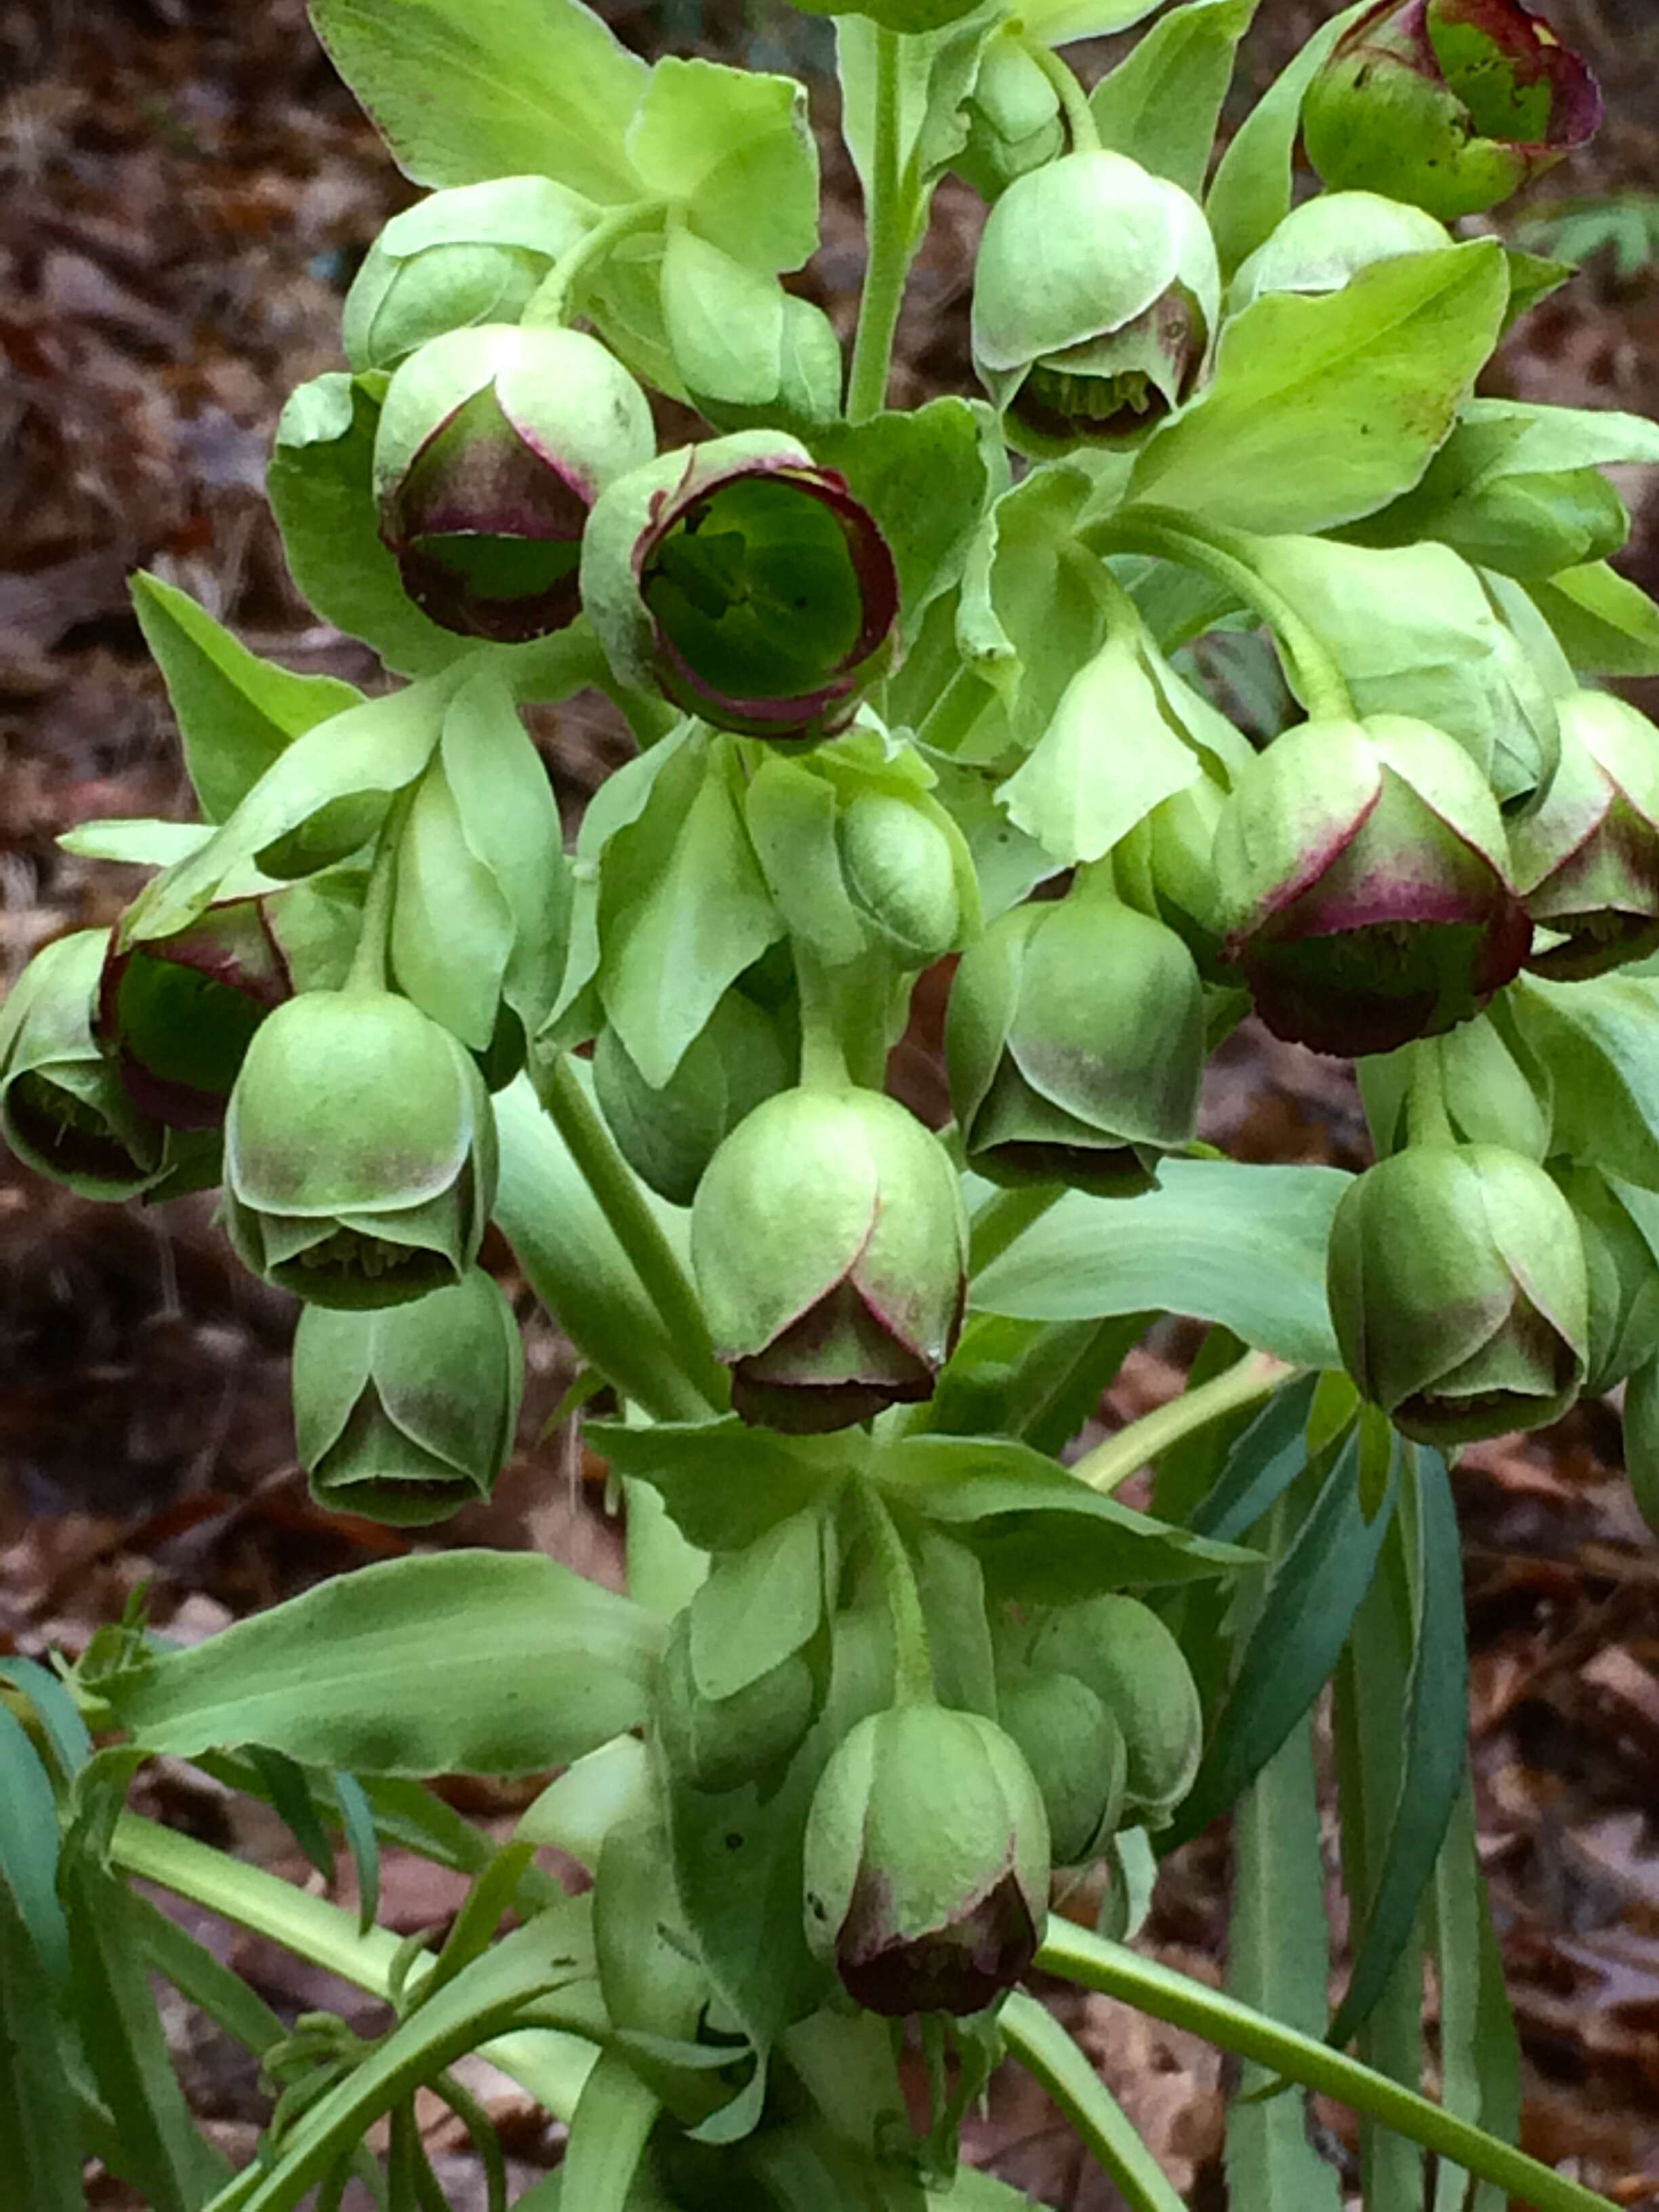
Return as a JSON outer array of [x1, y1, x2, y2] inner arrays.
[[854, 1478, 933, 1706], [1038, 1921, 1619, 2212], [1071, 1351, 1292, 1496], [1020, 42, 1101, 154], [110, 1816, 596, 2125], [523, 201, 664, 329], [846, 26, 910, 424], [531, 1054, 729, 1413]]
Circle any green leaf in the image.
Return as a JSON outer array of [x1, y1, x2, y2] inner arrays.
[[334, 1773, 382, 1938], [1002, 1992, 1186, 2212], [627, 58, 817, 274], [1511, 971, 1659, 1189], [245, 1748, 336, 1883], [268, 372, 468, 676], [689, 1506, 825, 1702], [1429, 1784, 1522, 2212], [597, 733, 782, 1088], [876, 1434, 1256, 1599], [956, 462, 1107, 760], [815, 398, 1000, 630], [0, 1888, 85, 2212], [970, 1160, 1347, 1370], [62, 1858, 231, 2211], [1129, 243, 1511, 534], [1189, 1374, 1319, 1541], [1328, 1449, 1467, 2050], [131, 574, 363, 823], [559, 2049, 659, 2211], [58, 819, 214, 867], [590, 1417, 853, 1550], [1225, 1714, 1343, 2212], [0, 1656, 93, 1778], [836, 8, 1003, 237], [1528, 558, 1659, 676], [309, 0, 646, 202], [1090, 0, 1260, 200], [99, 1552, 663, 1776], [1168, 1435, 1398, 1845], [0, 1705, 70, 1982], [132, 1889, 287, 2057], [1204, 0, 1373, 275]]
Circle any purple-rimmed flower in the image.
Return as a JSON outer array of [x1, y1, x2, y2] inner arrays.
[[1303, 0, 1602, 223], [100, 898, 291, 1130], [580, 431, 901, 745], [1213, 714, 1532, 1057], [1511, 691, 1659, 981], [691, 1086, 967, 1433], [373, 324, 653, 644]]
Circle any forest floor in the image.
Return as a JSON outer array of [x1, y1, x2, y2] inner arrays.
[[5, 1, 1659, 2203]]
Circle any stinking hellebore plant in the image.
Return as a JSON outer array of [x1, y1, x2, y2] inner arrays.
[[9, 1, 1659, 2209]]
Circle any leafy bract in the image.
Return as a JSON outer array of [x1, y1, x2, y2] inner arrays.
[[1090, 0, 1259, 201], [1529, 559, 1659, 676], [626, 59, 818, 273]]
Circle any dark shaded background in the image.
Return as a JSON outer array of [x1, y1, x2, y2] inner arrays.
[[4, 1, 1659, 2202]]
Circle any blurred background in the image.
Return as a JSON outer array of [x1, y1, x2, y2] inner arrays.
[[3, 1, 1659, 2202]]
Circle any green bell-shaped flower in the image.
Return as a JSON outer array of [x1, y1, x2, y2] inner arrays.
[[691, 1086, 968, 1433], [342, 178, 591, 373], [0, 931, 166, 1199], [1212, 714, 1532, 1057], [1328, 1143, 1589, 1444], [972, 150, 1220, 456], [1303, 0, 1601, 223], [292, 1267, 523, 1525], [374, 323, 654, 643], [656, 1614, 818, 1795], [593, 987, 794, 1208], [1228, 192, 1452, 315], [1553, 1164, 1659, 1397], [996, 1667, 1127, 1869], [947, 890, 1205, 1198], [1511, 691, 1659, 981], [802, 1705, 1050, 2018], [1027, 1596, 1202, 1827], [223, 988, 497, 1309], [581, 431, 900, 745]]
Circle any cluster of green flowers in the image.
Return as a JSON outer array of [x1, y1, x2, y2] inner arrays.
[[6, 0, 1658, 2047]]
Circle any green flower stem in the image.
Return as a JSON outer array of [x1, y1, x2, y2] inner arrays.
[[968, 1184, 1062, 1277], [794, 940, 855, 1090], [532, 1054, 729, 1413], [523, 201, 664, 330], [1406, 1041, 1459, 1149], [1001, 1993, 1185, 2212], [110, 1814, 597, 2125], [1071, 1350, 1292, 1496], [853, 1477, 934, 1706], [345, 785, 417, 995], [847, 25, 912, 425], [1020, 40, 1101, 155], [1037, 1919, 1619, 2212], [1085, 506, 1354, 725], [913, 665, 994, 754]]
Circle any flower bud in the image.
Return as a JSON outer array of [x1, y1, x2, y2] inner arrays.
[[223, 988, 496, 1309], [293, 1267, 523, 1524], [947, 893, 1205, 1197], [996, 1668, 1126, 1869], [1303, 0, 1602, 223], [656, 1614, 817, 1795], [593, 988, 794, 1208], [972, 151, 1220, 456], [373, 324, 654, 642], [1228, 192, 1451, 315], [1328, 1144, 1589, 1443], [581, 433, 900, 745], [954, 33, 1065, 203], [691, 1086, 968, 1433], [836, 792, 962, 964], [0, 932, 165, 1198], [802, 1706, 1049, 2017], [1510, 691, 1659, 981], [1027, 1597, 1202, 1826], [1212, 714, 1532, 1057], [1553, 1165, 1659, 1397], [342, 179, 590, 373], [98, 897, 291, 1131]]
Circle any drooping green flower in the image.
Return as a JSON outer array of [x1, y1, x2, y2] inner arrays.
[[1027, 1596, 1202, 1827], [1553, 1164, 1659, 1397], [656, 1614, 817, 1795], [292, 1267, 523, 1524], [1328, 1143, 1589, 1443], [0, 932, 165, 1199], [802, 1706, 1050, 2017], [1510, 691, 1659, 981], [223, 989, 496, 1309], [1303, 0, 1601, 223], [996, 1668, 1126, 1868]]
